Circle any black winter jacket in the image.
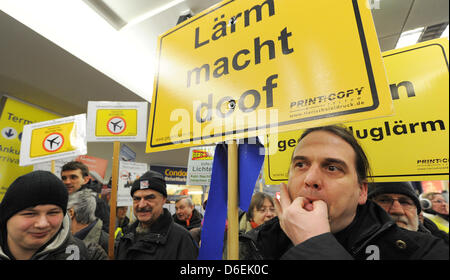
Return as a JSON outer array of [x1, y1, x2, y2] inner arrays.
[[115, 208, 198, 260], [240, 200, 449, 260]]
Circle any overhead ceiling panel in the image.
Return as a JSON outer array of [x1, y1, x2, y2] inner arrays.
[[103, 0, 170, 22], [371, 0, 413, 38], [404, 0, 449, 31], [0, 10, 145, 116], [378, 34, 401, 52]]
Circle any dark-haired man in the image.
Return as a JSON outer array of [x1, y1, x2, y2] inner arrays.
[[241, 125, 448, 260], [61, 161, 110, 231]]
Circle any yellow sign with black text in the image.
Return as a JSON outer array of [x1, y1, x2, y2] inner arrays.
[[95, 109, 138, 137], [19, 114, 87, 167], [146, 0, 393, 152], [0, 96, 60, 202], [29, 122, 76, 158], [87, 102, 148, 142], [264, 39, 449, 184]]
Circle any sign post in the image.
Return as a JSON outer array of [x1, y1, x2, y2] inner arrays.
[[227, 141, 239, 260], [108, 141, 121, 259]]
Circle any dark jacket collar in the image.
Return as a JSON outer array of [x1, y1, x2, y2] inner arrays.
[[74, 219, 98, 240], [334, 200, 395, 254]]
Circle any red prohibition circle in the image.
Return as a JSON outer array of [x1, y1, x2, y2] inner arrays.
[[42, 132, 64, 153], [107, 116, 127, 135]]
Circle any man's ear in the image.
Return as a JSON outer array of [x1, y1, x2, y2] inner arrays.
[[358, 181, 368, 205], [68, 208, 75, 219], [82, 176, 90, 185]]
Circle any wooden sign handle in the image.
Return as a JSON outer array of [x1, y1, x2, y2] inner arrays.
[[108, 141, 121, 259], [227, 140, 239, 260]]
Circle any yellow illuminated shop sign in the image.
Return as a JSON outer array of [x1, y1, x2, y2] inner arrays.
[[146, 0, 393, 152], [264, 39, 449, 184], [0, 96, 60, 202]]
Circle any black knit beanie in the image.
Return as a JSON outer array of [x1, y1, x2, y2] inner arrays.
[[0, 170, 68, 226], [130, 170, 167, 198], [368, 182, 421, 213]]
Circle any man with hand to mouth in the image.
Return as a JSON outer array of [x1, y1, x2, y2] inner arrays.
[[241, 125, 448, 260], [114, 171, 198, 260]]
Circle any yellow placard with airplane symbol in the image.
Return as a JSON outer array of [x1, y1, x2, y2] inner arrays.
[[95, 109, 138, 137], [29, 122, 76, 158]]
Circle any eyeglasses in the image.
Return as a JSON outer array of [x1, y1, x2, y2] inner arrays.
[[256, 207, 275, 214], [374, 196, 416, 210]]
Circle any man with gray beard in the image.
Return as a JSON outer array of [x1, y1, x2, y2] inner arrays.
[[368, 182, 421, 231], [368, 182, 448, 243]]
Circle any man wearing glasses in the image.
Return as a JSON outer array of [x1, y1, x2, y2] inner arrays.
[[368, 182, 422, 232]]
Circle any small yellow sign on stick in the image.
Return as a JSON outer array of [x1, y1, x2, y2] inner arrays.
[[264, 39, 449, 184], [87, 102, 148, 142], [146, 0, 393, 153], [95, 109, 138, 137], [30, 122, 75, 157], [19, 114, 87, 166]]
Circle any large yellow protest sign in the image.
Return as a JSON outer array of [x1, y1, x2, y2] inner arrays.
[[0, 96, 60, 202], [264, 38, 449, 184], [146, 0, 393, 153]]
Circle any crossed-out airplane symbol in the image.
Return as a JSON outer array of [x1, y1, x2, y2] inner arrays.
[[46, 136, 60, 149], [110, 120, 123, 132], [43, 133, 63, 152]]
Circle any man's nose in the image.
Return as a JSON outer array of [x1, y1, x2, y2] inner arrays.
[[137, 198, 147, 208], [35, 215, 50, 228], [389, 200, 405, 214], [304, 165, 322, 191]]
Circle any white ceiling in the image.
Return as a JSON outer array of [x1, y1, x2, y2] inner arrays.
[[0, 0, 448, 169]]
